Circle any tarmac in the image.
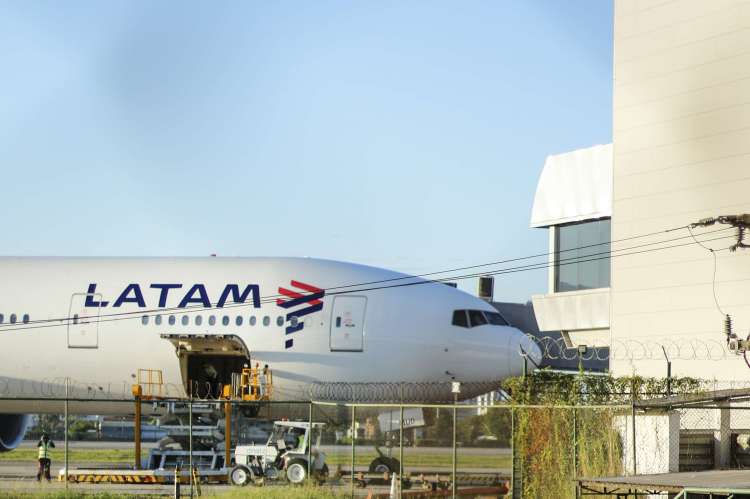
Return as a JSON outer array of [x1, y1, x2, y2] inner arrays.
[[0, 440, 511, 496]]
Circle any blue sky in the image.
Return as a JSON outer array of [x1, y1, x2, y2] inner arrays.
[[0, 1, 613, 302]]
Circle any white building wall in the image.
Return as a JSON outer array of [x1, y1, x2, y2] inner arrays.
[[611, 0, 750, 379], [615, 412, 680, 475]]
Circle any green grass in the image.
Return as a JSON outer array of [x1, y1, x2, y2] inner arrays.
[[0, 449, 510, 470], [325, 450, 511, 469], [0, 449, 143, 463], [0, 493, 146, 499], [204, 485, 343, 498]]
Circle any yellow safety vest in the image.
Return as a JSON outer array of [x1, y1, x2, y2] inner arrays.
[[38, 442, 51, 459]]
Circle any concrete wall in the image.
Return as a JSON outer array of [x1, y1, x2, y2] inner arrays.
[[615, 411, 680, 475], [611, 0, 750, 378]]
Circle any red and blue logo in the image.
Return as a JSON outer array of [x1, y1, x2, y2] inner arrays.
[[277, 280, 324, 349]]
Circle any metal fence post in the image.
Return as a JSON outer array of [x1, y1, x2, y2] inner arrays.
[[573, 408, 577, 480], [308, 402, 312, 479], [631, 400, 637, 476], [573, 408, 578, 499], [510, 407, 514, 497], [189, 398, 193, 498], [399, 403, 404, 499], [452, 400, 457, 499], [351, 405, 356, 498], [64, 377, 69, 487]]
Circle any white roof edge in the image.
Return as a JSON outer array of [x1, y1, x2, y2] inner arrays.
[[530, 143, 613, 228]]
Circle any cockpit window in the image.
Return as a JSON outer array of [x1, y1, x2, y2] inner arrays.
[[468, 310, 488, 327], [454, 309, 508, 328], [485, 311, 509, 326], [452, 310, 469, 328]]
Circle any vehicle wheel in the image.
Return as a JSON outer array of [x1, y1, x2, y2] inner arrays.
[[369, 457, 399, 474], [230, 465, 253, 486], [286, 459, 307, 485]]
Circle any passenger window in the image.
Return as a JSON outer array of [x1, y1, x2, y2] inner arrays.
[[209, 315, 216, 326], [0, 313, 4, 324], [468, 310, 488, 327], [155, 315, 162, 326], [142, 315, 149, 325], [263, 316, 270, 326], [485, 311, 509, 326], [236, 316, 243, 326], [276, 316, 284, 326], [22, 314, 29, 324], [249, 316, 256, 326], [10, 314, 17, 324], [452, 310, 469, 328], [181, 315, 189, 326], [73, 314, 79, 325], [169, 315, 176, 325], [222, 316, 229, 326], [195, 315, 202, 326], [290, 316, 298, 327]]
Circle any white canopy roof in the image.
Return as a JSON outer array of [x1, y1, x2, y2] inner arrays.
[[530, 143, 612, 228]]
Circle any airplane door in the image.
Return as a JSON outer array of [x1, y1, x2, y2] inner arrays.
[[329, 296, 366, 352], [67, 293, 101, 349]]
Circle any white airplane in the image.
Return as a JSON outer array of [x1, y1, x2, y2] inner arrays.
[[0, 257, 541, 451]]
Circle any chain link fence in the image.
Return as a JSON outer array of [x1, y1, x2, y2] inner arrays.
[[5, 390, 750, 497]]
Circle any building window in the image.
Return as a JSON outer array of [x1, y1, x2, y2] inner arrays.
[[222, 316, 229, 326], [249, 316, 256, 326], [195, 315, 202, 326], [263, 316, 270, 327], [555, 218, 611, 292], [142, 315, 149, 325], [169, 315, 176, 326], [181, 315, 189, 326], [155, 315, 162, 326], [209, 315, 216, 326]]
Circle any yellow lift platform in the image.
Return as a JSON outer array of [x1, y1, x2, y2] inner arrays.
[[60, 365, 274, 484]]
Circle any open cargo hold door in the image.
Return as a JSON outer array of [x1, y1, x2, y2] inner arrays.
[[161, 334, 251, 399]]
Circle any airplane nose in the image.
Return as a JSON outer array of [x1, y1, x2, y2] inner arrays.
[[507, 329, 543, 376]]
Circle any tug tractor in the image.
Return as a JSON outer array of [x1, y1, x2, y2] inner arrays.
[[230, 421, 328, 486]]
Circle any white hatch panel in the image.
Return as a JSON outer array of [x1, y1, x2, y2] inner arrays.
[[329, 296, 366, 352], [67, 293, 101, 349]]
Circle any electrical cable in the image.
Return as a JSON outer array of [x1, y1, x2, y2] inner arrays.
[[0, 228, 736, 333], [687, 226, 726, 316], [0, 225, 732, 329]]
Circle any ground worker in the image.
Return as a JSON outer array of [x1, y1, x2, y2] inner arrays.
[[36, 432, 55, 482]]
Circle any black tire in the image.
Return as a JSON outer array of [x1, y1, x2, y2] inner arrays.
[[229, 465, 253, 486], [286, 459, 307, 485], [368, 457, 400, 474]]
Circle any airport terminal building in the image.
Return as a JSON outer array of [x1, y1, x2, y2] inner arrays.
[[530, 0, 750, 382]]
